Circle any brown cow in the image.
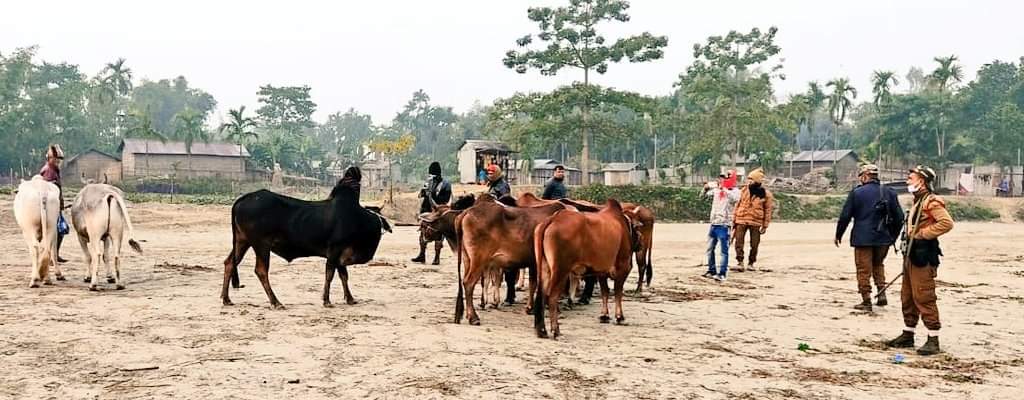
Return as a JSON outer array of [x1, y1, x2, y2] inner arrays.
[[559, 198, 656, 293], [453, 194, 567, 325], [533, 199, 639, 339]]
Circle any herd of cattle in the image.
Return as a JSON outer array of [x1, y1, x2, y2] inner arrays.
[[12, 167, 655, 339]]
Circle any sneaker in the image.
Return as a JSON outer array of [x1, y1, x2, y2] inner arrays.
[[702, 271, 716, 279], [715, 274, 727, 282]]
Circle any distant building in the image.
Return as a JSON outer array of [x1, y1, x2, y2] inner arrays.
[[508, 159, 583, 186], [64, 149, 122, 184], [602, 162, 645, 186], [118, 138, 250, 179], [458, 140, 515, 184]]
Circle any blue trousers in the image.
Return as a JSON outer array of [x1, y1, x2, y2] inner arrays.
[[706, 225, 730, 276]]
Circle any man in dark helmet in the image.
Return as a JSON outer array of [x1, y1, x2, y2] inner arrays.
[[412, 161, 452, 264], [885, 165, 953, 356]]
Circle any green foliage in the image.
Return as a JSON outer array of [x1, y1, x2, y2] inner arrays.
[[130, 76, 216, 135], [317, 108, 374, 166], [123, 192, 236, 206], [256, 85, 316, 135], [774, 193, 845, 221], [946, 201, 999, 221]]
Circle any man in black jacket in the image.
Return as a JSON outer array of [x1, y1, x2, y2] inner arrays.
[[835, 164, 904, 311], [541, 165, 568, 200], [413, 161, 452, 264]]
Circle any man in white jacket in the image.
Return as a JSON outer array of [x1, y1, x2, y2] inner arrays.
[[702, 172, 740, 281]]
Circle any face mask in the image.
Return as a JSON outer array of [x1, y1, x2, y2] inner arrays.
[[907, 184, 918, 193]]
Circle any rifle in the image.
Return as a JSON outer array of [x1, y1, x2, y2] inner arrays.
[[875, 195, 929, 299]]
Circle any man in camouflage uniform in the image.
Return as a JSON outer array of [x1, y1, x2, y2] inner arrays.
[[886, 165, 954, 356]]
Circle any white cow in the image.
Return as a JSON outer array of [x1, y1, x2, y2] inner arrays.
[[13, 176, 64, 287], [70, 184, 143, 290]]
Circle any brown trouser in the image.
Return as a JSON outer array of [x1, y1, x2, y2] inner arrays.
[[901, 259, 940, 330], [734, 224, 761, 265], [854, 246, 888, 295]]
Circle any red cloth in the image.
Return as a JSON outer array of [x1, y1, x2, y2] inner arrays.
[[39, 163, 61, 185], [722, 171, 737, 190]]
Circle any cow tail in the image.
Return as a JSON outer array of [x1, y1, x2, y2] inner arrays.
[[533, 215, 555, 336], [39, 192, 51, 258], [110, 194, 142, 254], [645, 241, 654, 286], [454, 216, 465, 324]]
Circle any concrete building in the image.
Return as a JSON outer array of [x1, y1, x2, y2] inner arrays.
[[63, 149, 122, 184], [118, 138, 250, 179]]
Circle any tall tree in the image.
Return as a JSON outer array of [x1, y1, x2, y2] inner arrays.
[[804, 81, 827, 171], [826, 77, 857, 174], [676, 26, 784, 169], [905, 66, 927, 94], [927, 55, 963, 159], [870, 70, 899, 164], [256, 85, 316, 136], [503, 0, 668, 184], [218, 106, 260, 174], [317, 108, 374, 166], [173, 108, 209, 178], [130, 76, 217, 135], [97, 58, 133, 104], [393, 90, 457, 163]]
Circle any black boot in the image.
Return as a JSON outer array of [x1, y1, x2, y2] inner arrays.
[[917, 336, 940, 356], [875, 289, 888, 307], [886, 331, 915, 348], [854, 294, 873, 312], [410, 252, 426, 263]]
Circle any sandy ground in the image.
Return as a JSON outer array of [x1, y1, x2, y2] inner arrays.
[[1, 198, 1023, 400]]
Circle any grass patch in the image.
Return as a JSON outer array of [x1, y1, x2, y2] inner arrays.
[[946, 202, 1000, 221]]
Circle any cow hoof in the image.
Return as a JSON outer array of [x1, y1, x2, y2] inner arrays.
[[346, 298, 358, 305], [83, 277, 92, 283], [107, 277, 116, 284], [56, 275, 66, 281], [323, 302, 335, 308], [271, 303, 286, 310], [469, 318, 481, 326], [615, 317, 627, 325], [29, 282, 40, 289], [600, 315, 611, 324], [223, 299, 234, 306], [525, 307, 534, 315], [89, 285, 98, 292], [232, 284, 246, 289], [431, 260, 440, 266], [536, 330, 548, 338], [43, 280, 53, 286], [116, 284, 125, 290]]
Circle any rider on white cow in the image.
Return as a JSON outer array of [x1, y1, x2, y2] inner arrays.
[[71, 183, 143, 290], [13, 176, 63, 287]]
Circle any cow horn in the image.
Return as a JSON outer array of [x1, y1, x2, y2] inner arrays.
[[418, 212, 436, 223]]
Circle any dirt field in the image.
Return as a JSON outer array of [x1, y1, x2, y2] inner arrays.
[[1, 198, 1022, 400]]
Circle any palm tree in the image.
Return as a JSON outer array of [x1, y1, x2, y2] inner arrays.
[[805, 82, 827, 171], [871, 71, 899, 164], [928, 55, 964, 93], [927, 55, 963, 159], [871, 70, 899, 109], [97, 58, 133, 104], [785, 94, 811, 177], [826, 78, 857, 178], [174, 109, 209, 178], [218, 106, 259, 176]]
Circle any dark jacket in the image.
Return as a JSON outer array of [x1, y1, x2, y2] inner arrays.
[[487, 177, 511, 200], [836, 180, 904, 247], [419, 176, 452, 213], [541, 178, 567, 200]]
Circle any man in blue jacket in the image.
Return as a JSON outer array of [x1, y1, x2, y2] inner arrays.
[[835, 164, 904, 311]]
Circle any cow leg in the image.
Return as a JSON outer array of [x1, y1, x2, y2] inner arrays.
[[24, 232, 41, 288], [88, 236, 104, 291], [599, 277, 612, 323], [103, 236, 115, 284], [322, 259, 337, 307], [337, 265, 357, 305], [431, 239, 442, 265], [252, 247, 284, 309], [221, 242, 250, 306], [614, 276, 627, 325], [634, 250, 646, 293], [463, 263, 485, 325], [479, 273, 487, 309], [109, 233, 125, 290], [516, 269, 527, 291], [547, 269, 564, 339], [525, 265, 537, 314], [503, 268, 518, 306], [78, 235, 92, 283]]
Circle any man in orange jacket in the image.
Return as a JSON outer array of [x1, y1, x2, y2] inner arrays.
[[733, 168, 774, 271]]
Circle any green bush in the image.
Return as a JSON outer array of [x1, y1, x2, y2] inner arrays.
[[0, 186, 12, 195], [569, 185, 845, 222], [946, 201, 999, 221], [124, 192, 237, 206]]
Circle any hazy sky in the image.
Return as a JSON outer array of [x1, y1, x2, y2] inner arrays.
[[5, 0, 1022, 125]]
